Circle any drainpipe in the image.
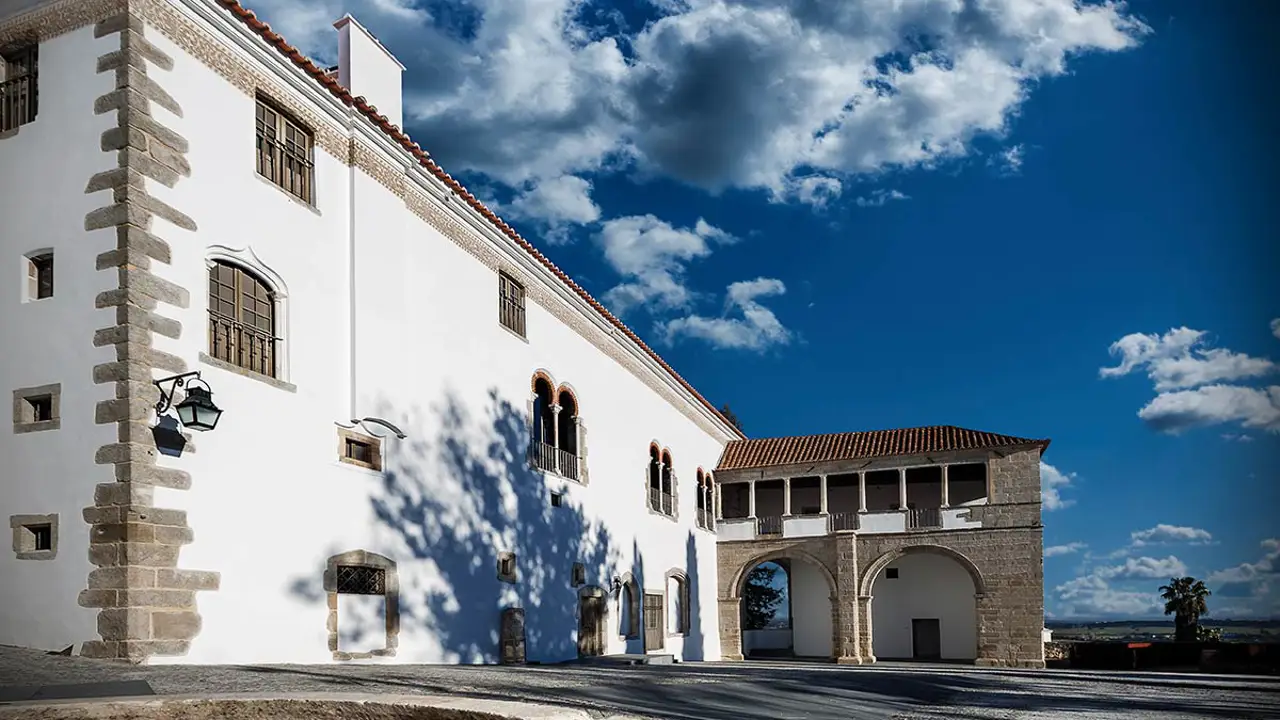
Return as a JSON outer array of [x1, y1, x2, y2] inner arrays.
[[348, 133, 358, 420]]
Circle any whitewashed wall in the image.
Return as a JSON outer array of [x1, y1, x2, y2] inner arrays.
[[136, 4, 730, 666], [0, 25, 120, 652], [790, 561, 832, 658], [870, 553, 978, 660]]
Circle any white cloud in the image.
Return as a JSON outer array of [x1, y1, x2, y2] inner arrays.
[[854, 189, 909, 208], [1054, 574, 1162, 618], [1040, 461, 1076, 511], [662, 277, 792, 351], [1131, 524, 1214, 547], [1206, 539, 1280, 620], [1138, 384, 1280, 434], [508, 175, 602, 241], [992, 143, 1024, 174], [1096, 555, 1188, 580], [1271, 318, 1280, 341], [596, 215, 733, 315], [1221, 433, 1255, 443], [243, 0, 1150, 222], [1101, 326, 1280, 434], [1100, 327, 1277, 391], [1209, 538, 1280, 586], [1045, 542, 1086, 558]]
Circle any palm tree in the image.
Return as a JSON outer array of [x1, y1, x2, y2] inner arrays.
[[1159, 576, 1211, 642]]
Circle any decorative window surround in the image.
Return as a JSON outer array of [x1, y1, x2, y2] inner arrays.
[[323, 550, 399, 660], [13, 383, 60, 433], [337, 427, 381, 472], [497, 551, 517, 584], [10, 513, 57, 560], [665, 569, 690, 637], [205, 245, 292, 385]]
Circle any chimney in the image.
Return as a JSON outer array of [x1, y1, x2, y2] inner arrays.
[[333, 14, 406, 129]]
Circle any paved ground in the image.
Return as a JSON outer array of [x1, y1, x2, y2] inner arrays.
[[1, 646, 1278, 719]]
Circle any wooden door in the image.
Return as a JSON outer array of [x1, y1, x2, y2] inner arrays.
[[643, 593, 665, 651], [911, 618, 941, 660], [578, 594, 605, 657]]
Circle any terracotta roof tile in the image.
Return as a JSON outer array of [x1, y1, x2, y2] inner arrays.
[[215, 0, 744, 439], [716, 425, 1050, 472]]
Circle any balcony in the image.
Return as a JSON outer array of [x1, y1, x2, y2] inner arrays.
[[528, 440, 581, 482], [648, 487, 674, 517], [715, 506, 986, 541]]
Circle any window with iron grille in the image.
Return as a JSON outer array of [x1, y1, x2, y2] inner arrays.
[[1, 45, 38, 133], [498, 272, 526, 337], [26, 253, 52, 300], [255, 97, 314, 203], [335, 565, 386, 595], [208, 260, 278, 378]]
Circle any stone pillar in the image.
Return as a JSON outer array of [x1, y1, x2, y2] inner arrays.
[[858, 472, 866, 512], [898, 468, 907, 510], [834, 534, 861, 663], [858, 596, 876, 663], [782, 477, 791, 516], [718, 598, 743, 660], [748, 480, 756, 518], [819, 475, 828, 514], [714, 481, 722, 520], [941, 464, 950, 508]]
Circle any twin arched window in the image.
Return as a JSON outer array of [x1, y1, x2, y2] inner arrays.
[[531, 374, 583, 481], [695, 469, 716, 530], [648, 445, 675, 517], [208, 260, 278, 378]]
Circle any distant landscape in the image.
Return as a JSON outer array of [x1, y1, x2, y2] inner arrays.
[[1047, 619, 1280, 644]]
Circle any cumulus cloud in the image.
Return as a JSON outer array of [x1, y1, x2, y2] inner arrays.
[[1209, 539, 1280, 586], [244, 0, 1150, 217], [662, 277, 793, 351], [1096, 555, 1188, 580], [1101, 325, 1280, 434], [1054, 574, 1162, 618], [1045, 542, 1087, 558], [855, 189, 909, 207], [596, 215, 734, 314], [1207, 539, 1280, 619], [507, 175, 602, 241], [1130, 524, 1214, 547], [1040, 461, 1076, 511]]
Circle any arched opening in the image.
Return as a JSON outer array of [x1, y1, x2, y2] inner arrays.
[[557, 389, 578, 455], [736, 554, 834, 661], [532, 377, 554, 445], [867, 550, 979, 661], [617, 575, 639, 640], [208, 259, 278, 378]]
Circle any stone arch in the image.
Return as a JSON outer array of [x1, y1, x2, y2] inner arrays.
[[555, 381, 580, 413], [530, 369, 556, 395], [729, 548, 836, 601], [323, 549, 399, 661], [859, 544, 987, 598]]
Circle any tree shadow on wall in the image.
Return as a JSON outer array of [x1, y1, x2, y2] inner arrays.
[[683, 531, 706, 661], [292, 388, 624, 664]]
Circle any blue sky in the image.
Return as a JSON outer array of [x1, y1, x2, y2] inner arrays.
[[250, 0, 1278, 620]]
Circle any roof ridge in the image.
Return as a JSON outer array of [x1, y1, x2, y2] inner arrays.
[[734, 423, 1041, 444], [212, 0, 744, 440]]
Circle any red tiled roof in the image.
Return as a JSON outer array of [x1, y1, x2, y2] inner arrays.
[[214, 0, 744, 439], [716, 425, 1050, 471]]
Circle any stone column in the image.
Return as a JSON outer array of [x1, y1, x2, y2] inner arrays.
[[549, 403, 562, 473], [819, 475, 828, 514], [715, 481, 722, 520], [898, 468, 907, 510], [857, 596, 876, 663], [782, 477, 792, 516], [858, 472, 866, 512], [834, 534, 861, 663], [748, 480, 757, 518], [718, 598, 743, 660], [941, 464, 950, 508]]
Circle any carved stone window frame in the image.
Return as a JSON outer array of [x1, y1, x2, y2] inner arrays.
[[497, 551, 518, 583], [323, 550, 399, 661], [10, 513, 57, 560], [13, 382, 60, 434], [337, 427, 382, 472]]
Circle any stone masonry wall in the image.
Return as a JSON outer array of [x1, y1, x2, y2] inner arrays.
[[76, 7, 218, 663]]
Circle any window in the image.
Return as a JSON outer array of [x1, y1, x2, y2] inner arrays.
[[528, 375, 584, 482], [497, 551, 517, 583], [498, 271, 526, 337], [13, 383, 59, 433], [208, 260, 278, 378], [886, 568, 899, 580], [337, 428, 382, 471], [10, 513, 57, 560], [0, 45, 38, 134], [26, 253, 52, 300], [666, 572, 690, 636], [571, 562, 585, 587], [648, 445, 675, 518], [335, 565, 385, 595], [324, 550, 399, 660], [695, 469, 715, 530], [255, 97, 314, 203], [550, 491, 564, 508]]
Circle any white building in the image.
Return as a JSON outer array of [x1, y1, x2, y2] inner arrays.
[[0, 0, 740, 665]]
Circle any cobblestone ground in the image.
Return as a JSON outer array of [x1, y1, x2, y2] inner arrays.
[[2, 647, 1278, 719]]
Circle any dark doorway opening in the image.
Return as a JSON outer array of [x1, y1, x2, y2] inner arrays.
[[912, 618, 941, 660]]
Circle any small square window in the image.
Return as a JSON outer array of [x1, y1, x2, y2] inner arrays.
[[550, 492, 563, 507], [11, 513, 57, 560], [26, 253, 53, 300], [337, 428, 381, 471], [571, 562, 585, 587], [497, 551, 517, 583], [13, 383, 60, 433], [885, 568, 899, 580]]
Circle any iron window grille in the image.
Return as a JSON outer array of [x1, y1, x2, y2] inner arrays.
[[335, 565, 386, 595], [1, 45, 37, 133], [255, 97, 314, 203]]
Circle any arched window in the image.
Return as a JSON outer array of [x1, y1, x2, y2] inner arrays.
[[208, 260, 277, 377], [696, 469, 715, 530], [666, 570, 690, 636], [647, 445, 676, 518], [527, 374, 587, 482]]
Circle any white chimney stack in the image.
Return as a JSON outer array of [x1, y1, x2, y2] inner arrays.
[[333, 14, 406, 130]]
